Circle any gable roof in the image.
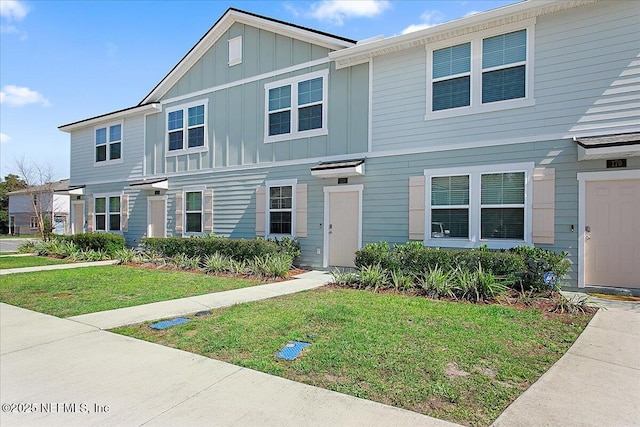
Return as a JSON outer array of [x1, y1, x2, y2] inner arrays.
[[140, 8, 356, 105], [8, 179, 70, 196], [329, 0, 598, 69]]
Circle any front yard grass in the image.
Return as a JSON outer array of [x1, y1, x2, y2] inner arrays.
[[0, 265, 261, 317], [0, 255, 69, 269], [114, 286, 592, 426]]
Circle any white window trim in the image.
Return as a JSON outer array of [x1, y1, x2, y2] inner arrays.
[[94, 121, 124, 166], [228, 36, 242, 67], [93, 192, 124, 234], [265, 179, 297, 238], [30, 216, 38, 229], [182, 186, 206, 236], [425, 19, 535, 121], [264, 70, 328, 144], [165, 99, 209, 156], [424, 162, 534, 249]]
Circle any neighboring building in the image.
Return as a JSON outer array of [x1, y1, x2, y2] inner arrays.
[[8, 179, 71, 235], [59, 1, 640, 291]]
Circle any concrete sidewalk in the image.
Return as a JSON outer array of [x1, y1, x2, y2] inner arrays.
[[68, 270, 334, 329], [492, 299, 640, 427], [0, 302, 457, 427]]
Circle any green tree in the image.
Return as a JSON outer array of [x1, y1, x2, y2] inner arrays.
[[0, 174, 28, 233]]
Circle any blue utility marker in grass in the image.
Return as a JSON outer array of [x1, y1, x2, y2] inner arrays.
[[277, 341, 311, 361], [149, 317, 190, 330]]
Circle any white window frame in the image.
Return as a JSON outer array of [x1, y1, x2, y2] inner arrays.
[[425, 19, 535, 121], [93, 193, 124, 233], [264, 70, 328, 144], [424, 162, 534, 249], [182, 186, 205, 236], [94, 122, 124, 166], [165, 99, 209, 156], [30, 216, 38, 229], [265, 179, 297, 238], [228, 36, 242, 66]]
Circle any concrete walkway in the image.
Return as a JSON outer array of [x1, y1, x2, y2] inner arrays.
[[0, 260, 119, 275], [69, 271, 334, 329], [492, 297, 640, 427]]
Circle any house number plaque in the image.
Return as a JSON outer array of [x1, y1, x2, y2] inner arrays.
[[606, 159, 626, 168]]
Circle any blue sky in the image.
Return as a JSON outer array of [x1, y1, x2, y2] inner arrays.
[[0, 0, 519, 179]]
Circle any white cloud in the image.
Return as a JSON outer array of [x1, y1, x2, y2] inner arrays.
[[309, 0, 391, 26], [464, 10, 481, 17], [0, 85, 51, 107], [0, 133, 11, 143], [0, 0, 29, 21], [401, 10, 445, 35]]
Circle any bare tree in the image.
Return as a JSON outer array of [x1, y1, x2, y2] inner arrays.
[[13, 156, 58, 240]]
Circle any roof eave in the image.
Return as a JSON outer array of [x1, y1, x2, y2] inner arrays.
[[330, 0, 598, 69], [58, 103, 161, 133]]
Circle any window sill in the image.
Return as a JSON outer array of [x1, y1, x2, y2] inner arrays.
[[264, 128, 327, 144], [424, 97, 535, 121], [166, 147, 208, 157], [425, 238, 531, 250], [94, 159, 124, 167]]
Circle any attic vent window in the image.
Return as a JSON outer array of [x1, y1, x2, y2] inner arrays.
[[228, 36, 242, 66]]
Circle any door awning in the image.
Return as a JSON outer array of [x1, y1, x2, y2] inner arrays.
[[129, 178, 169, 190], [310, 159, 365, 178], [574, 132, 640, 160]]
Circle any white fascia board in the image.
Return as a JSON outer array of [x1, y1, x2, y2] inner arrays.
[[311, 164, 364, 178], [330, 0, 596, 69], [59, 103, 161, 133]]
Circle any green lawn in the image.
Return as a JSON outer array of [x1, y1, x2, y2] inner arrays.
[[0, 255, 69, 269], [0, 265, 262, 317], [115, 287, 592, 427]]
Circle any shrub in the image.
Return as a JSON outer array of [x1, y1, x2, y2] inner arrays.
[[114, 248, 138, 263], [142, 235, 280, 262], [390, 269, 413, 292], [69, 233, 126, 255], [18, 241, 38, 253], [331, 268, 359, 287], [270, 237, 301, 261], [509, 246, 571, 291], [169, 254, 201, 270], [249, 253, 293, 278], [417, 265, 452, 299], [203, 253, 232, 273], [358, 264, 388, 291]]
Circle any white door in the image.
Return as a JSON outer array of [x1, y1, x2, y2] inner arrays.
[[148, 197, 166, 238], [72, 203, 84, 235], [585, 179, 640, 288], [326, 188, 361, 267]]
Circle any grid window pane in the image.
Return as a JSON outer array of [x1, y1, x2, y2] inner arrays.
[[433, 76, 471, 111], [95, 198, 106, 214], [431, 176, 469, 206], [96, 145, 107, 162], [482, 65, 525, 103], [95, 215, 106, 231], [168, 110, 183, 131], [270, 186, 292, 209], [188, 127, 204, 148], [186, 192, 202, 211], [483, 30, 526, 69], [109, 124, 121, 142], [109, 214, 121, 231], [188, 105, 204, 126], [270, 211, 292, 234], [268, 86, 291, 111], [109, 142, 121, 160], [433, 43, 471, 79], [298, 104, 322, 131], [96, 128, 107, 145], [481, 172, 525, 204], [298, 77, 323, 105], [431, 209, 469, 238], [269, 111, 291, 136], [186, 213, 202, 233], [481, 208, 524, 239], [169, 131, 183, 151]]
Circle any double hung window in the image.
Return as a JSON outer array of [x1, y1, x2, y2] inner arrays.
[[185, 191, 202, 233], [95, 196, 121, 232], [95, 123, 122, 163], [265, 71, 327, 142], [167, 101, 207, 152], [426, 164, 531, 248], [269, 186, 292, 235], [427, 25, 532, 117]]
